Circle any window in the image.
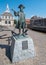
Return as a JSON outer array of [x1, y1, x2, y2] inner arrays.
[[4, 16, 5, 19], [9, 21, 11, 24], [9, 16, 10, 19], [0, 18, 1, 21], [44, 19, 46, 26], [5, 16, 7, 19], [5, 21, 7, 24]]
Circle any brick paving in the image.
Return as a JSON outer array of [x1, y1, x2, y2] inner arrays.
[[0, 26, 46, 65]]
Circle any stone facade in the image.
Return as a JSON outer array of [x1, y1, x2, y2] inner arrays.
[[0, 4, 14, 26]]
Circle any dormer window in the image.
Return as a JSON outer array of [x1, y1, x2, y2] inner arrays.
[[5, 16, 7, 19]]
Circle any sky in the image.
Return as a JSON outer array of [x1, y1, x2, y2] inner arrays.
[[0, 0, 46, 19]]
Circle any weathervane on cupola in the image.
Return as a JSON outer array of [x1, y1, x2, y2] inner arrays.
[[5, 4, 10, 13]]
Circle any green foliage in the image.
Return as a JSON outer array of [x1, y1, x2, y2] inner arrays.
[[14, 19, 17, 24]]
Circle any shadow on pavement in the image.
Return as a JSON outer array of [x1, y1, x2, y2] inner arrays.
[[0, 44, 11, 61], [0, 37, 12, 61]]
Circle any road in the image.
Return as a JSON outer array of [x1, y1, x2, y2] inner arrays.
[[0, 26, 46, 65]]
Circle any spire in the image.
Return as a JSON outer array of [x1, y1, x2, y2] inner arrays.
[[5, 4, 10, 13]]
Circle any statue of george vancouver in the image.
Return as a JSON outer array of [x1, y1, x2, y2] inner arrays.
[[12, 4, 28, 36]]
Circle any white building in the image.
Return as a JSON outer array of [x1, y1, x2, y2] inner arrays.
[[0, 4, 14, 26]]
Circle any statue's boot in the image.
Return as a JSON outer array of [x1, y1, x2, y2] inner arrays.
[[22, 33, 25, 37], [24, 29, 28, 35]]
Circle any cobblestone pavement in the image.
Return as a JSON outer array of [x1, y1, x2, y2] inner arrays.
[[0, 26, 46, 65]]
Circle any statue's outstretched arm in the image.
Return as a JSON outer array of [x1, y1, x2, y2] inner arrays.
[[12, 9, 18, 16]]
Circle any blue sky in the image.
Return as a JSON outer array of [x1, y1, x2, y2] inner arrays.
[[0, 0, 46, 18]]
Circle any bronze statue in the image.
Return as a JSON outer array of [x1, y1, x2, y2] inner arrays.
[[12, 4, 28, 36]]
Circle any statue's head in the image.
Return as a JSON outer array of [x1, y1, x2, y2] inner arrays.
[[18, 4, 25, 12]]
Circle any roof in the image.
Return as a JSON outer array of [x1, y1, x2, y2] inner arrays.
[[26, 19, 30, 24], [1, 12, 13, 16], [1, 4, 13, 17]]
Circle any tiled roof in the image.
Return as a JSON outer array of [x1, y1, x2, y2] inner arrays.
[[1, 12, 13, 16], [26, 19, 30, 24]]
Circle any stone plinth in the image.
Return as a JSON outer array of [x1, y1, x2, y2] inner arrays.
[[10, 35, 35, 63]]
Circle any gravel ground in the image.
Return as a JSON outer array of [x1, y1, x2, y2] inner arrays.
[[0, 26, 46, 65]]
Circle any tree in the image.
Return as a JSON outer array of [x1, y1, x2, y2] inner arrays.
[[14, 19, 17, 24]]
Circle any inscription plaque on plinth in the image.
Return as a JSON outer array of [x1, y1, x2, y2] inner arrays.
[[22, 40, 28, 50]]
